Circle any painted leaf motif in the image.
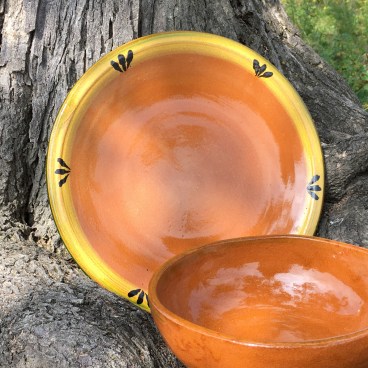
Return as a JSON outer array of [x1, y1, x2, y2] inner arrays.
[[260, 71, 273, 78], [111, 60, 123, 72], [58, 174, 69, 187], [126, 50, 133, 68], [309, 175, 320, 185], [258, 64, 267, 75], [55, 168, 70, 175], [128, 289, 141, 298], [57, 157, 71, 170], [118, 54, 127, 71], [307, 175, 321, 200], [307, 185, 321, 192], [308, 191, 320, 200], [111, 50, 133, 73], [253, 59, 260, 75], [128, 288, 149, 306], [137, 290, 145, 305], [253, 60, 273, 78]]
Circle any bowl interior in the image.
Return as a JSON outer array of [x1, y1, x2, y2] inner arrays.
[[71, 50, 308, 290], [47, 32, 323, 309], [154, 236, 368, 343]]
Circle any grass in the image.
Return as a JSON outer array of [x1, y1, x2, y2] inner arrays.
[[282, 0, 368, 109]]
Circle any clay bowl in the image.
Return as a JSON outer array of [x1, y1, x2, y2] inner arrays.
[[47, 31, 324, 311], [149, 236, 368, 368]]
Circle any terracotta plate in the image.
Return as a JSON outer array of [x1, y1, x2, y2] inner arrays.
[[47, 32, 324, 311]]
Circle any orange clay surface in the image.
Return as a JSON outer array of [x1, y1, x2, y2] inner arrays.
[[70, 53, 307, 291], [150, 236, 368, 368]]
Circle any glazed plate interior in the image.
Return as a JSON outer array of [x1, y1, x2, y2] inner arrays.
[[47, 32, 324, 311]]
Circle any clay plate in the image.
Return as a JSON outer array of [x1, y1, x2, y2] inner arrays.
[[47, 32, 324, 311], [149, 236, 368, 368]]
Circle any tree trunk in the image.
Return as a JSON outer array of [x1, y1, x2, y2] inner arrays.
[[0, 0, 367, 366]]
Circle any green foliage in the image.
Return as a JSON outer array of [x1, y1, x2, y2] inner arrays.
[[282, 0, 368, 109]]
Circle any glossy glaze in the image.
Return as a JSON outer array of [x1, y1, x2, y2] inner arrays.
[[149, 236, 368, 368], [71, 52, 306, 290], [47, 32, 324, 310]]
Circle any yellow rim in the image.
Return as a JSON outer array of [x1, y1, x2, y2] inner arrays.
[[46, 31, 324, 313]]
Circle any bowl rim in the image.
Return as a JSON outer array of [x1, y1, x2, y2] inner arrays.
[[47, 31, 324, 312], [149, 235, 368, 347]]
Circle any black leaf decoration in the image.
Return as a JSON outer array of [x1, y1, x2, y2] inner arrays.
[[307, 175, 322, 200], [258, 64, 267, 75], [118, 54, 127, 71], [307, 185, 321, 192], [137, 290, 145, 305], [126, 50, 133, 68], [57, 157, 71, 170], [111, 60, 123, 72], [308, 191, 320, 201], [55, 169, 70, 175], [309, 175, 320, 185], [55, 158, 71, 187], [111, 50, 134, 73], [128, 289, 140, 297], [128, 288, 149, 306], [260, 71, 273, 78], [58, 174, 69, 187], [253, 59, 273, 78], [253, 59, 260, 76]]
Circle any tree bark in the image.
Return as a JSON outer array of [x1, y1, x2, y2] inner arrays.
[[0, 0, 367, 366]]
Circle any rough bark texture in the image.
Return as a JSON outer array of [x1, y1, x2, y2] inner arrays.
[[0, 0, 367, 366]]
